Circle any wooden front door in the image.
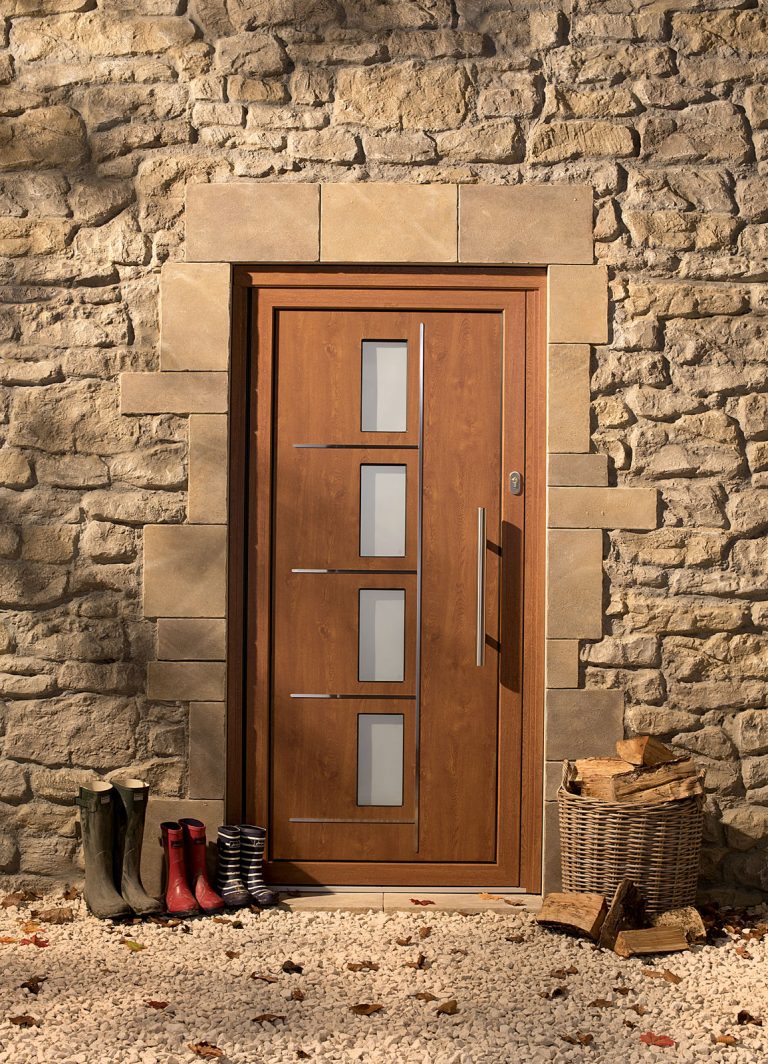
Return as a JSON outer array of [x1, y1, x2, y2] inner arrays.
[[235, 271, 545, 890]]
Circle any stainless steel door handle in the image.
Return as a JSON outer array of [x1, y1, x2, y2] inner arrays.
[[476, 507, 486, 667]]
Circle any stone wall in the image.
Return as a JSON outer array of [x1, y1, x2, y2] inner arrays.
[[0, 0, 766, 901]]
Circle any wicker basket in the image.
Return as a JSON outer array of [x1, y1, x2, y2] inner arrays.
[[557, 786, 704, 915]]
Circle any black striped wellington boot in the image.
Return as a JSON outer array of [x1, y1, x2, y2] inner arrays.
[[215, 826, 251, 909], [240, 825, 277, 907]]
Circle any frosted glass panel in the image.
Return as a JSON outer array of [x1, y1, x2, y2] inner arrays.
[[360, 465, 406, 557], [357, 714, 404, 806], [358, 589, 405, 681], [361, 341, 408, 432]]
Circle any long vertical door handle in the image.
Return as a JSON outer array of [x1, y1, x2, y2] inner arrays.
[[476, 507, 486, 667]]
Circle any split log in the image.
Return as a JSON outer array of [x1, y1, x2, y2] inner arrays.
[[598, 878, 646, 950], [537, 892, 607, 940], [574, 758, 634, 800], [614, 926, 689, 958], [652, 907, 707, 945], [615, 736, 676, 767], [610, 758, 703, 804]]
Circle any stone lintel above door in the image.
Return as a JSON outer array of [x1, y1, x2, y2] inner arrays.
[[116, 181, 660, 896]]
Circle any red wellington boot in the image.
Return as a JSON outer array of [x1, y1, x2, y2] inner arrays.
[[161, 821, 200, 917], [179, 818, 226, 914]]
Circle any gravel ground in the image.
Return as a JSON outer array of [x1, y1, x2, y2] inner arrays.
[[1, 892, 767, 1064]]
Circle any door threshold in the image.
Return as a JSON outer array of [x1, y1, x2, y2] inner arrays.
[[275, 890, 543, 913]]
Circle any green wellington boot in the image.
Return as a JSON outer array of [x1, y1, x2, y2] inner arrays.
[[77, 782, 132, 920], [112, 778, 163, 916]]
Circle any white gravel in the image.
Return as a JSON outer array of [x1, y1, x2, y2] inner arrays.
[[1, 893, 768, 1064]]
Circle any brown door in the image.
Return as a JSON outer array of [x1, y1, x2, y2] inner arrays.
[[255, 288, 531, 888]]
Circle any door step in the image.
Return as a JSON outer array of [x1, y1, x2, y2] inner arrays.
[[276, 891, 542, 913]]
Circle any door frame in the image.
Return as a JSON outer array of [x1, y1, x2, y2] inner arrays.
[[226, 265, 547, 893]]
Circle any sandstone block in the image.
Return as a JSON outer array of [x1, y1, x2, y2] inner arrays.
[[289, 68, 333, 106], [737, 395, 768, 441], [8, 380, 138, 457], [109, 446, 186, 491], [736, 175, 768, 223], [625, 210, 739, 251], [549, 266, 608, 344], [0, 760, 28, 803], [547, 345, 590, 453], [189, 414, 228, 524], [80, 521, 137, 563], [0, 449, 33, 489], [0, 673, 54, 699], [143, 525, 227, 618], [721, 805, 768, 852], [192, 102, 244, 127], [120, 372, 228, 414], [435, 121, 522, 163], [549, 487, 657, 530], [0, 106, 87, 172], [546, 639, 579, 688], [530, 121, 635, 164], [625, 591, 750, 634], [631, 411, 744, 479], [673, 11, 768, 56], [476, 72, 541, 119], [83, 489, 185, 525], [160, 262, 231, 373], [321, 183, 457, 263], [189, 701, 226, 798], [556, 86, 639, 119], [227, 76, 289, 104], [585, 635, 659, 668], [185, 182, 319, 262], [733, 710, 768, 756], [726, 490, 768, 536], [614, 529, 726, 569], [0, 563, 67, 608], [288, 128, 360, 163], [747, 442, 768, 473], [214, 33, 288, 76], [157, 618, 226, 661], [362, 132, 436, 164], [547, 528, 603, 639], [334, 62, 470, 130], [460, 185, 592, 266], [0, 526, 19, 558], [640, 102, 750, 163], [21, 526, 76, 564], [4, 695, 138, 769], [548, 454, 608, 487], [147, 661, 226, 701], [10, 13, 196, 61], [625, 282, 749, 319], [545, 689, 623, 760]]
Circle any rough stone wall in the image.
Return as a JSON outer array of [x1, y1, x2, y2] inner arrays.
[[0, 0, 766, 900]]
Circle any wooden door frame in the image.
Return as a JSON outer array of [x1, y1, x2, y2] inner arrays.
[[226, 265, 547, 893]]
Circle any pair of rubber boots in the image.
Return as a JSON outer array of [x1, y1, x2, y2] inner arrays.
[[77, 778, 162, 920], [161, 819, 225, 917]]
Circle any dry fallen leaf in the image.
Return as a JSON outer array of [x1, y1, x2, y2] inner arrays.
[[404, 952, 429, 970], [296, 1052, 311, 1060], [282, 960, 303, 974], [639, 1032, 676, 1048], [252, 1013, 286, 1024], [641, 967, 681, 985], [436, 999, 459, 1016], [589, 998, 614, 1009], [9, 1015, 39, 1027], [562, 1033, 593, 1046], [212, 917, 231, 925], [540, 987, 568, 1000], [20, 921, 43, 934], [614, 986, 631, 996], [737, 1010, 763, 1026], [2, 890, 37, 909], [120, 939, 146, 952], [145, 1001, 169, 1010], [347, 961, 379, 972], [188, 1042, 224, 1059], [550, 965, 578, 978], [62, 885, 80, 901], [630, 1003, 649, 1016], [0, 936, 20, 944], [450, 948, 468, 957], [291, 988, 305, 1002], [395, 936, 412, 946], [418, 926, 432, 940], [736, 946, 752, 959], [410, 899, 435, 906], [478, 892, 502, 900], [624, 1020, 637, 1030], [20, 975, 47, 995], [19, 935, 48, 948], [350, 1003, 384, 1016], [413, 991, 438, 1002], [505, 933, 524, 944], [502, 899, 525, 907], [712, 1034, 738, 1046], [224, 950, 240, 959], [32, 907, 74, 925], [250, 972, 278, 983]]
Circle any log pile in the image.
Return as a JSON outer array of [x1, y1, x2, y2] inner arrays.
[[569, 734, 704, 804]]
